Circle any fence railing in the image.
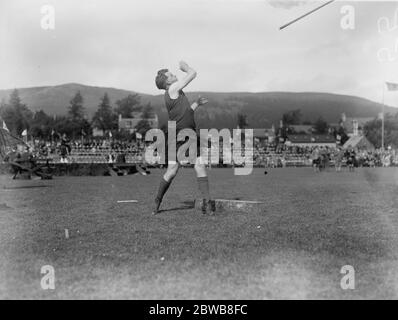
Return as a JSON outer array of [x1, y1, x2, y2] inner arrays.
[[33, 147, 398, 166]]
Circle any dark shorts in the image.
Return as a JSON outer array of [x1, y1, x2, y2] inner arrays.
[[165, 133, 208, 165]]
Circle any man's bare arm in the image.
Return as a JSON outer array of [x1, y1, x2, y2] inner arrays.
[[191, 96, 208, 111], [169, 61, 197, 97]]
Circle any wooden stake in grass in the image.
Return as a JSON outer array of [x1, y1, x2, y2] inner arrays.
[[280, 0, 335, 30], [117, 200, 138, 203]]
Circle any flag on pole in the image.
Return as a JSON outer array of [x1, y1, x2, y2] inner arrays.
[[378, 112, 384, 120], [2, 120, 9, 132], [21, 129, 28, 143], [109, 131, 112, 138], [0, 116, 9, 132], [386, 82, 398, 91]]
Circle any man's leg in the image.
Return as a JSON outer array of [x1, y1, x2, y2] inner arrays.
[[194, 157, 215, 214], [152, 162, 179, 215]]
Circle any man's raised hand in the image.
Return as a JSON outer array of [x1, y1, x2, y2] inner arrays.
[[170, 60, 197, 93], [179, 61, 190, 72], [196, 96, 208, 106]]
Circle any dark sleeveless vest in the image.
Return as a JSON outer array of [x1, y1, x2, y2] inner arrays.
[[164, 90, 196, 132]]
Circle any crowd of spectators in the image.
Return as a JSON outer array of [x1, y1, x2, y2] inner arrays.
[[10, 137, 398, 168], [28, 137, 146, 164], [253, 144, 398, 168]]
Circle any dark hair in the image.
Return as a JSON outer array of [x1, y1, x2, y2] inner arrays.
[[155, 69, 169, 90]]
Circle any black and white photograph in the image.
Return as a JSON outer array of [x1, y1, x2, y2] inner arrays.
[[1, 0, 398, 306]]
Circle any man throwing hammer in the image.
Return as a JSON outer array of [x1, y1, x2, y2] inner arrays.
[[153, 61, 215, 215]]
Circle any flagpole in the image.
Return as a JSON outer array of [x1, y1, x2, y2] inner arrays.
[[382, 82, 385, 151]]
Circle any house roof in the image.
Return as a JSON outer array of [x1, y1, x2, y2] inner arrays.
[[289, 125, 313, 134], [252, 128, 275, 138], [118, 114, 158, 130], [343, 135, 374, 149], [287, 134, 336, 144], [119, 118, 143, 129]]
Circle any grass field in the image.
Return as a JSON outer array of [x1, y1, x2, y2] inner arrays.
[[0, 167, 397, 299]]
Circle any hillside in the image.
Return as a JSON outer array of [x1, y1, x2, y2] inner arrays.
[[0, 83, 395, 129]]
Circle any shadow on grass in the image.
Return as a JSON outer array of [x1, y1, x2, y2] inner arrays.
[[3, 185, 50, 190], [159, 200, 195, 213]]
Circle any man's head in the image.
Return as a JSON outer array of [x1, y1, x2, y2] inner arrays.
[[155, 69, 177, 90]]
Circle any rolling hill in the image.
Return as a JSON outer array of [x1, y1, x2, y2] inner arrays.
[[0, 83, 395, 129]]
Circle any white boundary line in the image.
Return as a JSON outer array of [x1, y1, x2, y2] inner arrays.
[[215, 199, 264, 204]]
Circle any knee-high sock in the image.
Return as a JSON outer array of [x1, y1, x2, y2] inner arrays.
[[155, 178, 172, 203], [197, 176, 210, 201]]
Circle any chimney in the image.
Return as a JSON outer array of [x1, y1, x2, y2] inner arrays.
[[353, 120, 358, 136]]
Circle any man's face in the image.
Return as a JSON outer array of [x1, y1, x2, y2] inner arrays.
[[166, 71, 177, 85]]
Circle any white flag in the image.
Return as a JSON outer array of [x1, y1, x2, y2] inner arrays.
[[2, 120, 9, 132], [22, 129, 27, 136], [378, 112, 384, 120], [136, 132, 142, 139], [386, 82, 398, 91], [109, 131, 112, 138]]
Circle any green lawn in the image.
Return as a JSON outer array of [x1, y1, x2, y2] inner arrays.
[[0, 167, 397, 299]]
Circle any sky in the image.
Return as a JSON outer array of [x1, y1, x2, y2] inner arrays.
[[1, 0, 398, 107]]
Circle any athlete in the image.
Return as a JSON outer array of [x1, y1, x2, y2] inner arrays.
[[153, 61, 215, 215], [334, 147, 344, 172]]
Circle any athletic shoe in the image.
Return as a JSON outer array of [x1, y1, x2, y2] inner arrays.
[[208, 199, 216, 215], [200, 199, 216, 215], [200, 199, 208, 214]]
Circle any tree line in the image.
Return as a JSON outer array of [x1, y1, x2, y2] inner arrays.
[[0, 89, 155, 140], [1, 90, 397, 148]]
